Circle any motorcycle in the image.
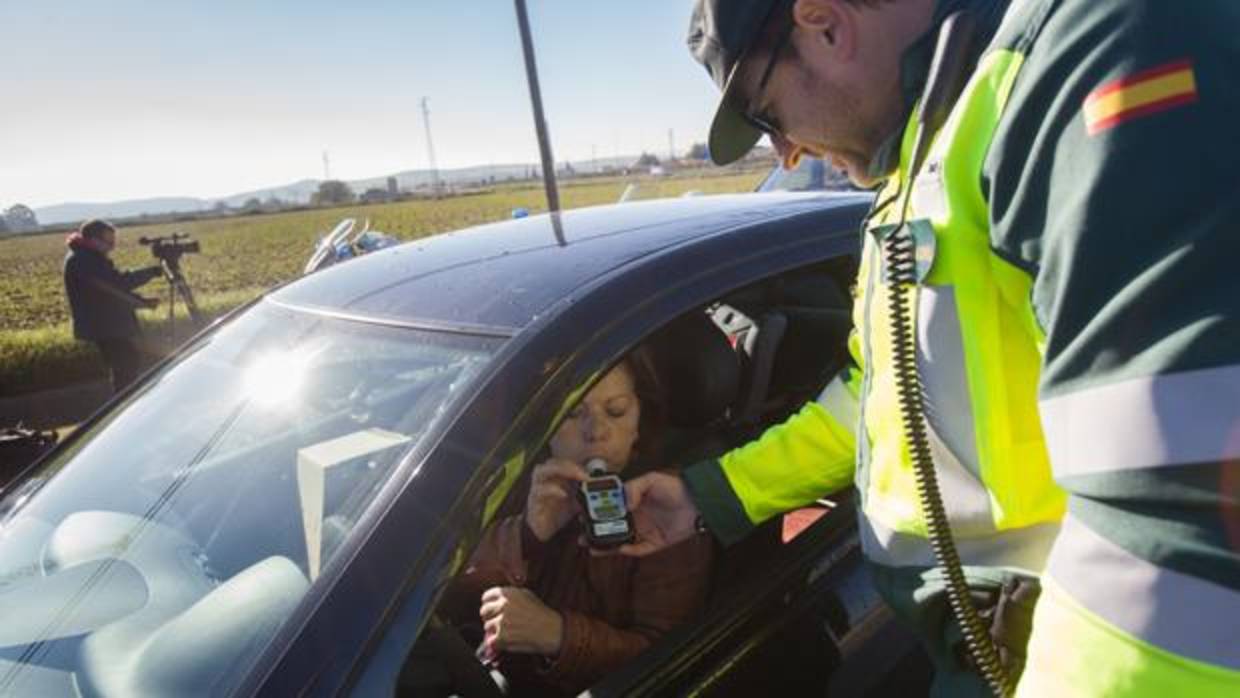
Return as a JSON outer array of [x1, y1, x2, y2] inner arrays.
[[304, 218, 400, 275]]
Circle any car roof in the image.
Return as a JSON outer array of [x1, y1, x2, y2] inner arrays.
[[268, 191, 870, 333]]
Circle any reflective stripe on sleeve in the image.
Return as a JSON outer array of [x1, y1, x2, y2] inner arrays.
[[1045, 513, 1240, 669], [1039, 364, 1240, 477], [817, 374, 860, 431], [858, 511, 1059, 574]]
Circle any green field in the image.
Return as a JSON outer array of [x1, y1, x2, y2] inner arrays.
[[1, 170, 766, 395]]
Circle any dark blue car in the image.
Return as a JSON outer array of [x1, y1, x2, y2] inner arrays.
[[0, 191, 930, 697]]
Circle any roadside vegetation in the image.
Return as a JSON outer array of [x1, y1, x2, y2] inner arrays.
[[1, 171, 766, 395]]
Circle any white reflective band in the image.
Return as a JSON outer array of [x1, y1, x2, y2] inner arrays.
[[1046, 514, 1240, 669], [1039, 364, 1240, 477], [922, 424, 996, 537], [817, 375, 860, 430], [858, 512, 1058, 574], [916, 286, 982, 481]]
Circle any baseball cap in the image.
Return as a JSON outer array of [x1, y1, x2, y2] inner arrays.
[[686, 0, 789, 165]]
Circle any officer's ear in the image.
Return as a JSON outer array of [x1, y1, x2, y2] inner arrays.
[[791, 0, 857, 61]]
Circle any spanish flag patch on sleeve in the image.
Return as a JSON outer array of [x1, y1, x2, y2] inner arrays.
[[1082, 59, 1198, 135]]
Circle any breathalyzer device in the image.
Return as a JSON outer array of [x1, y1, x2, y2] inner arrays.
[[578, 458, 635, 548]]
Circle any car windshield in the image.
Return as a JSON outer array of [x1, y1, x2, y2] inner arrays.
[[756, 156, 858, 193], [0, 301, 502, 697]]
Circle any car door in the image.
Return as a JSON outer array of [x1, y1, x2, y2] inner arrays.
[[329, 195, 874, 697]]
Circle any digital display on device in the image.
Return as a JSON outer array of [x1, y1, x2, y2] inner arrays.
[[579, 472, 634, 548]]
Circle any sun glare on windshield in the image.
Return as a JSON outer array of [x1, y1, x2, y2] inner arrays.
[[243, 349, 316, 407]]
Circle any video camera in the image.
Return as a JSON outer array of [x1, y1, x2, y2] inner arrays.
[[138, 232, 204, 331], [138, 232, 200, 267]]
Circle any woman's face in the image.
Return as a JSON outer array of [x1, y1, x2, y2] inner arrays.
[[549, 363, 641, 473]]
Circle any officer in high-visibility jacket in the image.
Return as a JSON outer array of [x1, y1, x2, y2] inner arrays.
[[618, 0, 1240, 696]]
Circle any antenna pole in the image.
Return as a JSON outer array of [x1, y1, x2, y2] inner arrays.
[[514, 0, 561, 213]]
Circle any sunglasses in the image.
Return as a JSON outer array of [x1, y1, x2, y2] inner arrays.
[[740, 19, 795, 137]]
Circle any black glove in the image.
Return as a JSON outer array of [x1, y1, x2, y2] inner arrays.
[[957, 575, 1041, 682], [988, 576, 1040, 679]]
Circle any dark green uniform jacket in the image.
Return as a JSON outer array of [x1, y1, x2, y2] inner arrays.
[[686, 0, 1240, 694]]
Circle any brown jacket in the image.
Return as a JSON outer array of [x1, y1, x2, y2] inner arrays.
[[457, 514, 713, 696]]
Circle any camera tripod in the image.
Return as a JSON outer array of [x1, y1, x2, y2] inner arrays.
[[139, 233, 204, 343], [157, 257, 203, 341]]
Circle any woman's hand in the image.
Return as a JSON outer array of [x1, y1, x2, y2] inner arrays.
[[479, 586, 564, 656], [524, 458, 588, 542]]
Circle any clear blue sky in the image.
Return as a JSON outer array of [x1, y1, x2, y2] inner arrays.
[[0, 1, 726, 208]]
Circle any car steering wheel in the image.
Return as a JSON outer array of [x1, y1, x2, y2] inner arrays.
[[397, 613, 505, 698]]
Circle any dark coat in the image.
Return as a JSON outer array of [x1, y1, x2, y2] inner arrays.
[[454, 515, 713, 697], [63, 239, 161, 341]]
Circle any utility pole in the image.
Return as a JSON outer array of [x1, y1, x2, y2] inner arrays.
[[322, 151, 331, 180], [668, 129, 676, 162], [514, 0, 560, 213], [420, 97, 442, 196]]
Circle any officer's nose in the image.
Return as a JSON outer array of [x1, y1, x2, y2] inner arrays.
[[771, 134, 805, 171]]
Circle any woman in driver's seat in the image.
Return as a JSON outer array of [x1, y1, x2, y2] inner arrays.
[[460, 347, 713, 696]]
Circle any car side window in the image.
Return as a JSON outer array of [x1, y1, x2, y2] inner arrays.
[[356, 261, 859, 698], [405, 340, 719, 697]]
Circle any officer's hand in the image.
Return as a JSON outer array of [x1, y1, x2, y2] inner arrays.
[[615, 471, 700, 557]]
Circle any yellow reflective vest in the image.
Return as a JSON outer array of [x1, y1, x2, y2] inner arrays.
[[687, 49, 1066, 573], [684, 0, 1240, 693]]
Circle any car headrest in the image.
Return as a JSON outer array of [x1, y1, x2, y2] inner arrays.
[[649, 311, 740, 428], [725, 270, 853, 400], [767, 272, 852, 396], [769, 306, 852, 395]]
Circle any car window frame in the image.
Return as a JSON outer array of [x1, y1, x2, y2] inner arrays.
[[339, 198, 870, 698]]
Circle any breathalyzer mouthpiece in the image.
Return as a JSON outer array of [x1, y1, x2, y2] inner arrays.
[[584, 458, 609, 477]]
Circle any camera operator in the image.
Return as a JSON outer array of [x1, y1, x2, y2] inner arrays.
[[63, 219, 162, 393]]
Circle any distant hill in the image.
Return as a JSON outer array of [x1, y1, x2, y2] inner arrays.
[[34, 197, 212, 226], [33, 157, 638, 225]]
